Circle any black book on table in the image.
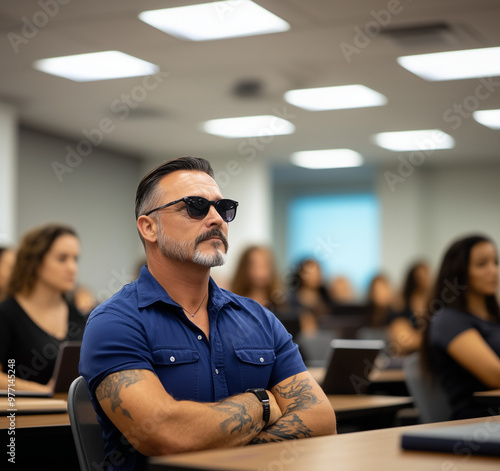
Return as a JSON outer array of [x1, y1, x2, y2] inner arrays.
[[401, 421, 500, 457]]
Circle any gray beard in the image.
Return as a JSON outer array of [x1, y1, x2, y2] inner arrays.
[[156, 220, 227, 267]]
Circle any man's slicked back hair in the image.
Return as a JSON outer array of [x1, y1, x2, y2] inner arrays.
[[135, 156, 214, 220]]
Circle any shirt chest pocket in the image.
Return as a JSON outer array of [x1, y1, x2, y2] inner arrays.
[[152, 348, 200, 400], [234, 348, 276, 391]]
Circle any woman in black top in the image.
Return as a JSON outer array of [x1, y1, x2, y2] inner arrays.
[[287, 258, 335, 335], [421, 235, 500, 420], [388, 261, 431, 355], [0, 224, 86, 392]]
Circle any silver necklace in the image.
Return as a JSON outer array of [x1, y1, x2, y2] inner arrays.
[[177, 292, 207, 317]]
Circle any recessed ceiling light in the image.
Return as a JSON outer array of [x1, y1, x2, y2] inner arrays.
[[291, 149, 363, 169], [284, 85, 387, 111], [397, 47, 500, 81], [473, 109, 500, 130], [373, 130, 455, 151], [202, 115, 295, 138], [33, 51, 158, 82], [139, 1, 290, 41]]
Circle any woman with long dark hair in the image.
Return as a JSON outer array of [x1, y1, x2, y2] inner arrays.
[[421, 235, 500, 420], [231, 245, 283, 312], [288, 258, 335, 335], [388, 261, 431, 355], [0, 224, 86, 392]]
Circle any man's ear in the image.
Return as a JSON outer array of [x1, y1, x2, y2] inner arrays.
[[137, 215, 158, 243]]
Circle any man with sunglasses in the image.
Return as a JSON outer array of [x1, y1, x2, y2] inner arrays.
[[80, 157, 335, 470]]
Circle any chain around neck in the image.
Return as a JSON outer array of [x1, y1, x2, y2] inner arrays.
[[176, 291, 208, 318]]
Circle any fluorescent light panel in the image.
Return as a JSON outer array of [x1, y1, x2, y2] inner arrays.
[[33, 51, 158, 82], [473, 109, 500, 130], [203, 115, 295, 138], [139, 1, 290, 41], [284, 85, 387, 111], [397, 47, 500, 81], [374, 130, 455, 151], [291, 149, 363, 169]]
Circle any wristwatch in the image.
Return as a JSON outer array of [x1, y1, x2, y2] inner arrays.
[[246, 388, 270, 425]]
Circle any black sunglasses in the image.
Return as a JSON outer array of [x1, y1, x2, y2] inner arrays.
[[145, 196, 239, 222]]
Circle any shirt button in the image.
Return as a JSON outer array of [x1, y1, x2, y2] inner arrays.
[[170, 356, 175, 362], [260, 357, 264, 363], [215, 369, 219, 375], [197, 335, 202, 340]]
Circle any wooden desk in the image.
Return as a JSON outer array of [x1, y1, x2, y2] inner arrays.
[[0, 396, 67, 415], [475, 389, 500, 406], [0, 396, 77, 469], [329, 395, 412, 421], [149, 416, 500, 471], [330, 394, 413, 432]]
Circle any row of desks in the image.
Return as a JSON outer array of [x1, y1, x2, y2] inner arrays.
[[150, 415, 500, 471], [1, 379, 499, 470]]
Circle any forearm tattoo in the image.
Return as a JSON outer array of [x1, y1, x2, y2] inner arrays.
[[250, 375, 320, 444], [209, 398, 262, 436], [96, 370, 146, 421]]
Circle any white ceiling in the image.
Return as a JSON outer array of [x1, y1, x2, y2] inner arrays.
[[1, 0, 500, 168]]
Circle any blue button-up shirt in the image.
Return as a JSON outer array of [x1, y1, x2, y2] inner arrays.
[[80, 266, 306, 470]]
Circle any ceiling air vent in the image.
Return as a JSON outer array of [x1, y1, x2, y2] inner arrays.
[[381, 22, 477, 48]]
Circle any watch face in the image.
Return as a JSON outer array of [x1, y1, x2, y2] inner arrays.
[[252, 388, 269, 401]]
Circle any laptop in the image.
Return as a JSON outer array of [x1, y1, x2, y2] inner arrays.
[[0, 341, 81, 398], [401, 420, 500, 456], [321, 339, 385, 394]]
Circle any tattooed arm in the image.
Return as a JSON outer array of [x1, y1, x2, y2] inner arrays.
[[95, 369, 282, 456], [249, 371, 336, 444]]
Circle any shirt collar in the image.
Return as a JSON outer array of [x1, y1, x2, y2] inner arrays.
[[136, 264, 237, 310]]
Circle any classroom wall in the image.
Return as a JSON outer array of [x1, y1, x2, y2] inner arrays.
[[17, 127, 143, 301], [0, 103, 17, 246], [12, 128, 500, 299], [378, 163, 500, 289]]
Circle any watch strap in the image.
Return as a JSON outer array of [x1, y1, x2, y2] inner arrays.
[[246, 388, 270, 425]]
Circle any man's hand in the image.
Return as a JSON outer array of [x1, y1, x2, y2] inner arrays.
[[267, 389, 283, 426], [249, 371, 336, 444]]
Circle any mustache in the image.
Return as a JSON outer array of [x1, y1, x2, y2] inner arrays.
[[195, 228, 229, 252]]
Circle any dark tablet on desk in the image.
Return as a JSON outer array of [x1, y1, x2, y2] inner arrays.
[[51, 340, 81, 393], [0, 341, 81, 398], [401, 421, 500, 456], [321, 339, 385, 395]]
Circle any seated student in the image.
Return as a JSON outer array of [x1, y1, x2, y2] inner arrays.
[[0, 224, 86, 392], [366, 273, 395, 328], [328, 275, 355, 304], [0, 247, 16, 302], [388, 262, 431, 355], [420, 235, 500, 420], [79, 157, 336, 470], [287, 258, 335, 335], [231, 245, 283, 313]]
